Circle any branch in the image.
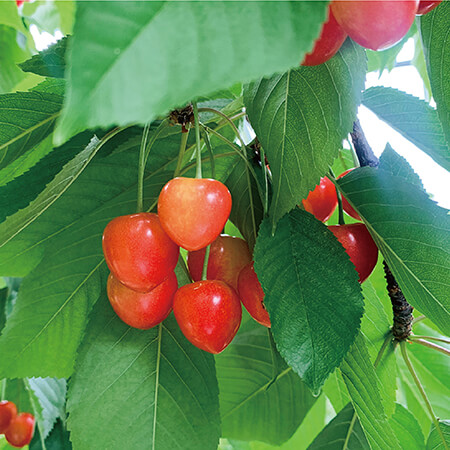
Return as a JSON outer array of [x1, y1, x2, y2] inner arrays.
[[350, 119, 379, 168]]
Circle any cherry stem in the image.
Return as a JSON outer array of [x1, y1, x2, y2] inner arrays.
[[400, 341, 448, 449], [174, 128, 190, 178], [260, 146, 269, 217], [409, 338, 450, 357], [412, 315, 426, 325], [1, 378, 6, 401], [409, 335, 450, 345], [137, 123, 151, 213], [329, 168, 345, 225], [201, 245, 211, 281], [193, 102, 202, 179], [200, 125, 215, 179]]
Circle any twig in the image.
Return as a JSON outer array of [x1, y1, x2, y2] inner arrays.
[[350, 119, 379, 168]]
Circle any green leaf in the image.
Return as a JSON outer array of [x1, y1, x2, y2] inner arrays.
[[19, 37, 67, 79], [362, 86, 450, 171], [29, 419, 72, 450], [322, 370, 350, 413], [0, 134, 102, 252], [55, 1, 330, 144], [308, 403, 370, 450], [244, 39, 366, 227], [216, 322, 316, 445], [0, 89, 63, 171], [388, 403, 425, 450], [420, 1, 450, 148], [254, 209, 364, 392], [0, 1, 27, 33], [0, 288, 6, 332], [26, 378, 67, 440], [0, 25, 31, 94], [68, 299, 220, 450], [340, 333, 402, 450], [360, 281, 396, 417], [427, 421, 450, 450], [379, 144, 424, 189], [337, 167, 450, 335], [225, 154, 264, 250], [0, 131, 93, 224]]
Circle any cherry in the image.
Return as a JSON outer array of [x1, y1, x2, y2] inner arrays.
[[0, 401, 17, 434], [158, 177, 232, 251], [337, 168, 361, 220], [237, 262, 270, 328], [102, 213, 179, 293], [416, 0, 442, 14], [302, 177, 337, 222], [187, 235, 252, 290], [5, 413, 35, 448], [107, 271, 178, 329], [328, 223, 378, 283], [173, 280, 242, 354], [302, 7, 347, 66], [331, 0, 419, 51]]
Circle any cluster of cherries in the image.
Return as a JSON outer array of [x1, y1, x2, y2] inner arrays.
[[302, 168, 378, 283], [302, 0, 442, 66], [103, 177, 259, 354], [0, 401, 35, 448]]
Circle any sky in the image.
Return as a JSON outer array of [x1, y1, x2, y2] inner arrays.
[[30, 27, 449, 209]]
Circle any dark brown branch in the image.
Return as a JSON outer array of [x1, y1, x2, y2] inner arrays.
[[351, 120, 413, 340], [350, 119, 379, 168], [384, 262, 413, 340]]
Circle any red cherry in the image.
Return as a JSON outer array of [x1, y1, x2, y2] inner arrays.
[[238, 262, 270, 328], [302, 177, 338, 222], [0, 401, 17, 434], [158, 177, 232, 251], [416, 0, 442, 14], [331, 0, 419, 51], [107, 272, 178, 329], [337, 168, 361, 220], [328, 223, 378, 283], [5, 413, 35, 448], [302, 7, 347, 66], [173, 280, 242, 354], [102, 213, 179, 293], [187, 235, 252, 290], [15, 0, 28, 6]]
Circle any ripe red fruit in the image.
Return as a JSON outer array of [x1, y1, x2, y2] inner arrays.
[[302, 177, 338, 222], [173, 280, 242, 354], [5, 413, 35, 448], [331, 0, 419, 50], [328, 223, 378, 283], [158, 177, 232, 251], [187, 235, 252, 290], [302, 7, 347, 66], [102, 213, 179, 293], [416, 0, 442, 14], [0, 401, 17, 434], [107, 271, 178, 329], [238, 263, 270, 328], [337, 168, 361, 220]]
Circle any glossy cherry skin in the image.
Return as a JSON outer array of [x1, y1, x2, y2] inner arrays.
[[102, 213, 179, 293], [238, 263, 270, 328], [107, 271, 178, 329], [302, 177, 338, 222], [173, 280, 242, 354], [328, 223, 378, 283], [331, 0, 419, 50], [158, 177, 232, 251], [416, 0, 442, 14], [337, 168, 361, 220], [5, 413, 35, 448], [187, 235, 252, 290], [0, 401, 17, 434], [302, 7, 347, 66]]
